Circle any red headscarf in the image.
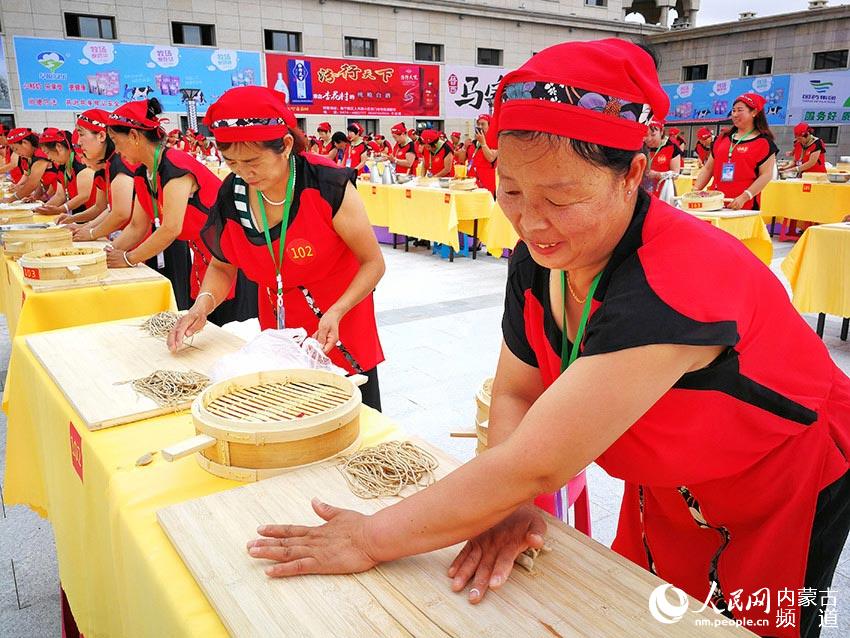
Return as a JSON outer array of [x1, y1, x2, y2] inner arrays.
[[39, 128, 69, 145], [734, 93, 766, 113], [793, 122, 812, 137], [77, 108, 109, 133], [203, 87, 295, 142], [696, 127, 713, 140], [317, 121, 331, 132], [490, 38, 668, 151], [419, 129, 440, 145], [391, 122, 406, 135], [108, 100, 164, 131], [7, 128, 33, 144]]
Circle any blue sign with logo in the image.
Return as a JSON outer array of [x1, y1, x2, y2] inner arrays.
[[13, 36, 261, 112], [662, 74, 792, 126]]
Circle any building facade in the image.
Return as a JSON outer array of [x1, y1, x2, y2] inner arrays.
[[0, 0, 663, 136], [649, 3, 850, 160]]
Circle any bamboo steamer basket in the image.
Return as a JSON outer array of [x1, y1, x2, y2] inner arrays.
[[680, 190, 724, 212], [801, 172, 830, 183], [0, 209, 35, 224], [474, 377, 493, 454], [18, 247, 107, 290], [1, 225, 73, 259], [162, 369, 364, 482]]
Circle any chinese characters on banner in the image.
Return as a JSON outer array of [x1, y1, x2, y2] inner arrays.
[[442, 65, 504, 119], [13, 36, 261, 112], [264, 54, 440, 116], [662, 74, 792, 126], [785, 70, 850, 126]]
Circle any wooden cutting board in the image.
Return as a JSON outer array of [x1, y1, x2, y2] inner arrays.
[[26, 317, 245, 430], [158, 441, 753, 638]]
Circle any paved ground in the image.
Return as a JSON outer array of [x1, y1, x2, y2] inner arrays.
[[1, 237, 849, 636]]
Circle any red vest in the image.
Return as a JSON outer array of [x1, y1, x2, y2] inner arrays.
[[134, 148, 224, 299], [424, 142, 453, 177], [392, 140, 415, 175], [211, 154, 384, 373], [696, 142, 711, 164], [468, 143, 496, 196], [710, 134, 778, 210], [800, 138, 827, 173]]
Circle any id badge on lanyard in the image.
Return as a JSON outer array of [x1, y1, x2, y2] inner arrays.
[[721, 162, 735, 183], [275, 274, 285, 330], [258, 156, 296, 330]]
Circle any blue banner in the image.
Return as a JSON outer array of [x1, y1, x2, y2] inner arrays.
[[662, 75, 791, 126], [13, 36, 261, 112]]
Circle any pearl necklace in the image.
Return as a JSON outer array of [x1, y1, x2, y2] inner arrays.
[[260, 191, 287, 206]]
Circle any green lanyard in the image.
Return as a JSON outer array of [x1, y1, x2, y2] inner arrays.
[[62, 149, 75, 196], [560, 271, 602, 372], [147, 144, 163, 225], [727, 129, 755, 161], [255, 155, 296, 329]]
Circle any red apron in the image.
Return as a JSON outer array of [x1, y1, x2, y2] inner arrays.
[[469, 143, 496, 196], [800, 139, 827, 173], [711, 134, 777, 210], [393, 141, 415, 175]]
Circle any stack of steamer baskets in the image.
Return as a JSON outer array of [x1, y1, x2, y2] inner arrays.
[[0, 201, 41, 225], [679, 190, 724, 212], [1, 224, 73, 259], [474, 377, 493, 455], [18, 247, 107, 290], [162, 369, 364, 481]]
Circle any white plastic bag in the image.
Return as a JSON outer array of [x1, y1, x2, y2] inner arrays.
[[209, 328, 347, 382], [658, 172, 678, 206]]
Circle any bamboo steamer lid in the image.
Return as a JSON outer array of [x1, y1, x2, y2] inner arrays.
[[2, 225, 73, 259], [18, 246, 107, 290], [174, 369, 363, 482], [680, 190, 724, 212], [474, 377, 493, 454], [0, 209, 35, 224]]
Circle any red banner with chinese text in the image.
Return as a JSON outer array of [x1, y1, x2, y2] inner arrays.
[[264, 54, 440, 117]]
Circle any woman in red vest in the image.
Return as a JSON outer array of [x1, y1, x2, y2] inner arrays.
[[643, 118, 682, 196], [695, 93, 778, 211], [466, 114, 497, 196], [694, 127, 713, 166], [106, 98, 254, 324], [71, 108, 138, 241], [388, 122, 416, 175], [167, 87, 385, 409], [419, 129, 454, 177], [247, 40, 850, 638], [5, 128, 51, 200], [792, 123, 827, 175], [37, 128, 102, 221], [0, 125, 20, 180]]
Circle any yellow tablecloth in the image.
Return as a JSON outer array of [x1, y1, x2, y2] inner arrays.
[[690, 211, 773, 265], [356, 181, 392, 227], [675, 175, 695, 195], [0, 256, 175, 338], [760, 180, 850, 224], [479, 203, 519, 257], [3, 334, 402, 637], [781, 223, 850, 317]]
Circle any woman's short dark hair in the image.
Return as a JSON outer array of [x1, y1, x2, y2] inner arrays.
[[500, 130, 639, 177], [331, 131, 348, 145], [18, 133, 41, 148], [108, 98, 165, 143], [217, 126, 308, 156]]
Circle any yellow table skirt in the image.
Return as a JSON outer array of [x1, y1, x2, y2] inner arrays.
[[781, 223, 850, 317], [1, 256, 175, 339], [691, 212, 773, 265], [475, 203, 519, 257], [3, 335, 402, 637], [759, 180, 850, 225], [357, 181, 493, 250]]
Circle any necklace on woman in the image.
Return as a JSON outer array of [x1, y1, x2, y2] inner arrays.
[[565, 272, 586, 304], [260, 191, 287, 206]]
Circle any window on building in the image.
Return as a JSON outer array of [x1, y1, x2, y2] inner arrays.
[[172, 22, 216, 46], [345, 37, 377, 58], [742, 57, 772, 76], [264, 30, 302, 52], [811, 126, 838, 145], [585, 0, 607, 6], [347, 119, 378, 135], [477, 48, 503, 67], [65, 13, 115, 39], [812, 50, 848, 70], [0, 115, 16, 131], [415, 43, 444, 62], [415, 120, 443, 132], [682, 64, 708, 82]]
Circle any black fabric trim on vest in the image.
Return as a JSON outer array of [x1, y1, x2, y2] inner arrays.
[[674, 347, 818, 426], [583, 249, 740, 356]]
